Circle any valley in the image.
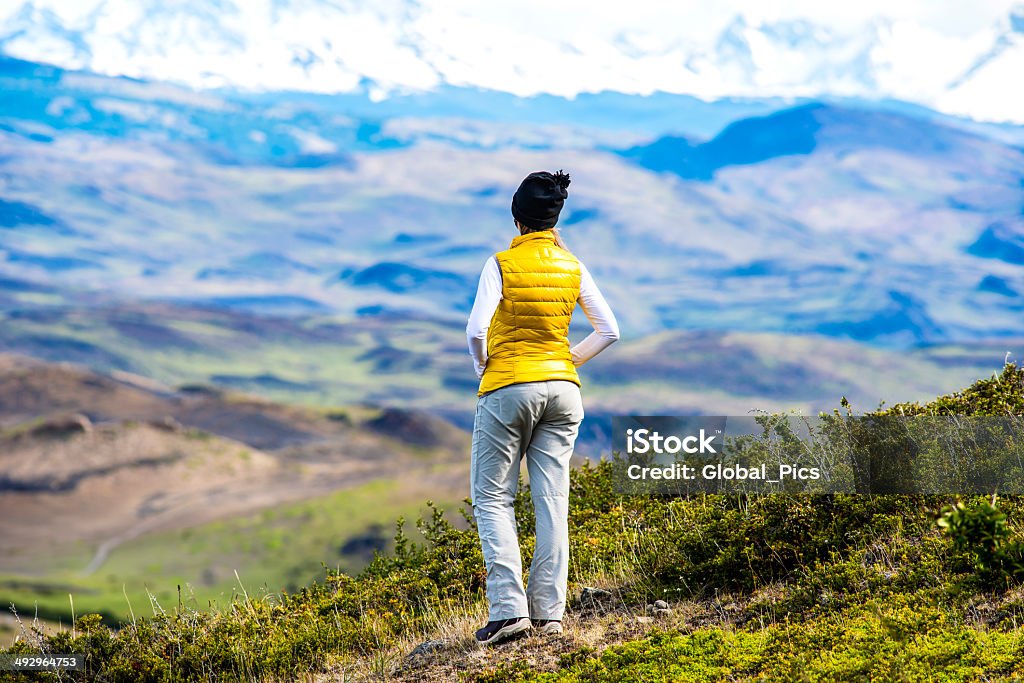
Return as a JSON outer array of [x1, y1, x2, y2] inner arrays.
[[0, 354, 469, 644]]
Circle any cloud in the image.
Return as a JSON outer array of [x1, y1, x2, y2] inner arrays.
[[2, 0, 1016, 39], [1, 0, 1020, 121], [428, 0, 1015, 43]]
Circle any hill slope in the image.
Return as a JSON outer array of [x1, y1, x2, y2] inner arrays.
[[1, 58, 1023, 346], [1, 297, 1019, 459], [4, 365, 1024, 681], [0, 354, 470, 640]]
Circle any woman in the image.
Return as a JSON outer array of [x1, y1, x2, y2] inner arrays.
[[465, 169, 620, 645]]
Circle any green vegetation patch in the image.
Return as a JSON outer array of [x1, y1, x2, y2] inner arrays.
[[4, 365, 1024, 682], [477, 607, 1024, 682], [0, 478, 462, 632]]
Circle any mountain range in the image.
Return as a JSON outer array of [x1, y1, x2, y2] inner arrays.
[[0, 49, 1022, 439], [0, 1, 1022, 123], [2, 55, 1022, 345]]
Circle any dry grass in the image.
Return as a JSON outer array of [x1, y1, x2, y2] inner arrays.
[[312, 576, 781, 683]]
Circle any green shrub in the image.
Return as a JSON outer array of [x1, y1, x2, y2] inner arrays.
[[938, 498, 1024, 586], [875, 363, 1024, 416]]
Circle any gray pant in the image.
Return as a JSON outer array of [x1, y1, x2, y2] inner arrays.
[[470, 379, 584, 622]]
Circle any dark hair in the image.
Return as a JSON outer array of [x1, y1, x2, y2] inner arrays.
[[515, 220, 570, 251]]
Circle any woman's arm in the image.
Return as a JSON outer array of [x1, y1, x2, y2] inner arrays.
[[466, 255, 502, 378], [571, 261, 620, 366]]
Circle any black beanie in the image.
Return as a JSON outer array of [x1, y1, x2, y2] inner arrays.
[[511, 170, 571, 229]]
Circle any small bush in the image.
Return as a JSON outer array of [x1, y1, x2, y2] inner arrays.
[[939, 498, 1024, 586]]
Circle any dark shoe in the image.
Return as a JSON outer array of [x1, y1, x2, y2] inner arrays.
[[475, 617, 531, 646], [531, 619, 563, 635]]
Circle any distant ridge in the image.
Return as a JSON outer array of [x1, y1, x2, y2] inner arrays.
[[618, 103, 1000, 180]]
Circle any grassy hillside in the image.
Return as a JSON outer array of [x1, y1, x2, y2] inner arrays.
[[4, 365, 1024, 681], [1, 296, 1018, 438], [0, 355, 469, 649], [0, 477, 463, 645]]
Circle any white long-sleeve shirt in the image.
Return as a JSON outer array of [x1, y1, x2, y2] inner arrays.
[[465, 255, 620, 379]]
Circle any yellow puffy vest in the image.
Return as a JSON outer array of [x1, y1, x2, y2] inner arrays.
[[478, 230, 582, 396]]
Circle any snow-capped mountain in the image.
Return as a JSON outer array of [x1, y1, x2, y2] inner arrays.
[[0, 0, 1021, 122]]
